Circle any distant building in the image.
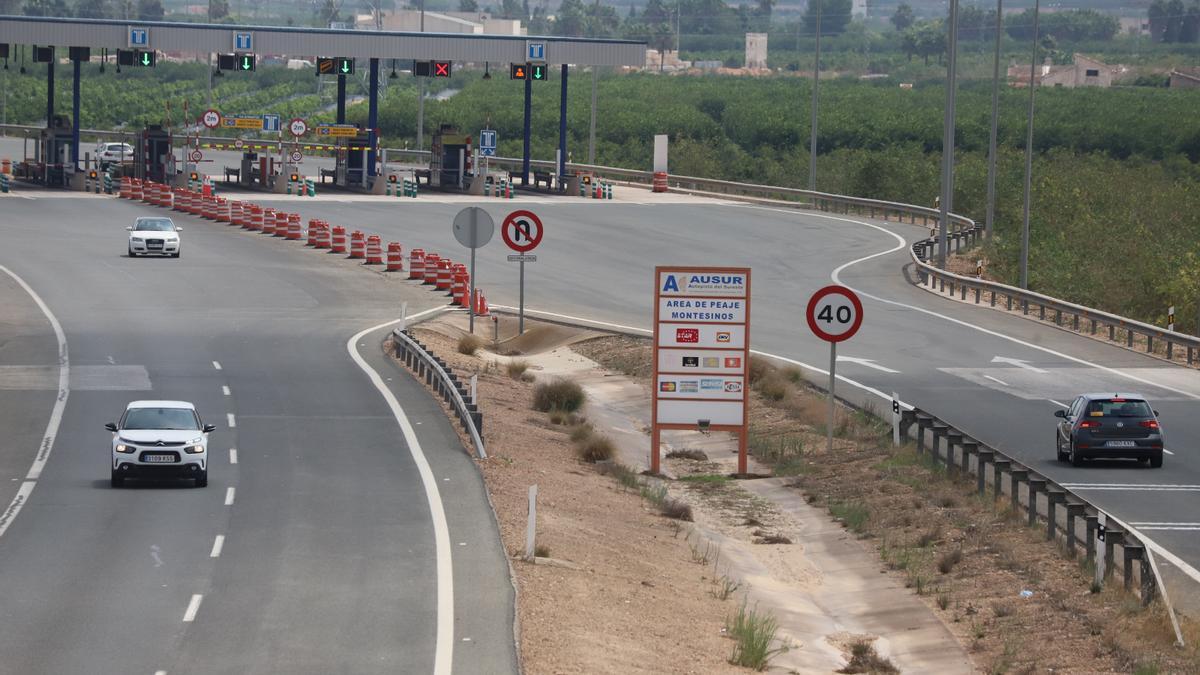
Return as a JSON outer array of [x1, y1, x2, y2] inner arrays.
[[645, 49, 691, 71], [355, 10, 523, 35], [1119, 17, 1151, 36], [745, 33, 768, 70], [1007, 54, 1121, 88], [852, 0, 868, 19], [1170, 68, 1200, 89]]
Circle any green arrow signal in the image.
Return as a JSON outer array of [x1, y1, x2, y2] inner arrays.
[[141, 52, 150, 66], [241, 56, 251, 70], [533, 65, 544, 80], [340, 61, 350, 73]]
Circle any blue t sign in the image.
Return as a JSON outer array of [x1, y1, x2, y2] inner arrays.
[[235, 32, 253, 51], [128, 28, 148, 47], [480, 129, 497, 156], [527, 42, 545, 61]]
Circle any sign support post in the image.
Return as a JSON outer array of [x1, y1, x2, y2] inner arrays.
[[501, 210, 544, 336], [805, 285, 865, 455], [827, 340, 837, 453], [452, 207, 496, 334]]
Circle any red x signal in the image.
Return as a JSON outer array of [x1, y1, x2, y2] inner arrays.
[[433, 61, 451, 77]]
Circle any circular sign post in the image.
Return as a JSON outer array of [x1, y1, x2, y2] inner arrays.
[[201, 109, 221, 129], [452, 207, 496, 333], [806, 285, 864, 452], [501, 210, 544, 334], [288, 118, 308, 138], [290, 150, 303, 164], [189, 149, 203, 163]]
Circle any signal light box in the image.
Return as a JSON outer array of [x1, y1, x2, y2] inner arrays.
[[116, 49, 155, 67], [317, 57, 354, 74], [218, 53, 255, 71]]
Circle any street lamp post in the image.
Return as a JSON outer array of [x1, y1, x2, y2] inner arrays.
[[1020, 0, 1040, 289], [937, 0, 960, 269], [808, 0, 821, 191], [985, 0, 1002, 242]]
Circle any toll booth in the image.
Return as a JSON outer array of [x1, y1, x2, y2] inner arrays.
[[136, 125, 173, 184], [325, 129, 372, 189], [430, 125, 472, 190], [33, 115, 74, 187]]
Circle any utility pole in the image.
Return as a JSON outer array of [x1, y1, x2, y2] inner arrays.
[[1020, 0, 1040, 290], [416, 1, 426, 152], [984, 0, 1002, 241], [808, 0, 821, 191], [937, 0, 959, 269], [588, 67, 598, 164]]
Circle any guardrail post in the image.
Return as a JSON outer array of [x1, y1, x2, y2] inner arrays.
[[1009, 467, 1030, 515], [960, 285, 967, 301], [930, 424, 949, 466], [992, 459, 1011, 500], [1147, 335, 1154, 353], [1064, 502, 1086, 558], [1168, 341, 1174, 360], [1039, 305, 1046, 321], [1073, 314, 1079, 331], [975, 449, 993, 495], [915, 414, 933, 455], [960, 440, 979, 480], [1021, 299, 1028, 315], [1085, 514, 1099, 566], [1104, 529, 1124, 581], [1007, 295, 1013, 311], [945, 431, 964, 474], [974, 288, 980, 304], [1189, 346, 1194, 366], [1046, 489, 1066, 542], [1140, 553, 1156, 606], [1054, 308, 1062, 326], [990, 290, 996, 307], [899, 410, 918, 443], [1123, 544, 1143, 593], [1027, 477, 1046, 527], [1109, 324, 1115, 341], [1127, 329, 1134, 348]]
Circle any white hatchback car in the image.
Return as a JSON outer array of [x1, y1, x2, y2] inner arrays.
[[106, 400, 215, 487], [127, 217, 182, 258], [95, 142, 134, 167]]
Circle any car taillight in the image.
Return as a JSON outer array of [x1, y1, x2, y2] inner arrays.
[[1078, 420, 1100, 429], [1141, 420, 1159, 429]]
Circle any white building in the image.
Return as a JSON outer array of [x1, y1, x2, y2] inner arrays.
[[745, 33, 768, 70], [355, 9, 524, 35]]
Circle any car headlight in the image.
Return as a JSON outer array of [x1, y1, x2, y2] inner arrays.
[[115, 443, 135, 453], [185, 445, 205, 454], [131, 237, 144, 243]]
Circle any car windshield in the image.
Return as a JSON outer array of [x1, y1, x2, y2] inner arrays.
[[124, 407, 199, 430], [106, 144, 129, 152], [1086, 399, 1152, 417], [134, 219, 175, 232]]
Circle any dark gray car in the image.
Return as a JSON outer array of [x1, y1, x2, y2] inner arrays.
[[1055, 393, 1164, 467]]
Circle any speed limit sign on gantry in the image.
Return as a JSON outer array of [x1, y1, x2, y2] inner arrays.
[[806, 285, 863, 343]]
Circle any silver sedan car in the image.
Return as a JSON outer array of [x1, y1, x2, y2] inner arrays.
[[127, 217, 182, 258]]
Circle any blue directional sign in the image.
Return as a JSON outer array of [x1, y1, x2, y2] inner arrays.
[[527, 42, 545, 62], [479, 129, 497, 156], [262, 114, 280, 132], [234, 32, 253, 52], [128, 27, 148, 48]]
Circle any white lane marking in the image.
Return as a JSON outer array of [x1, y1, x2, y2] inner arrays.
[[183, 594, 203, 622], [818, 212, 1200, 401], [1131, 522, 1200, 527], [222, 386, 230, 396], [226, 414, 236, 428], [984, 375, 1009, 387], [155, 671, 167, 675], [210, 535, 225, 558], [1129, 526, 1200, 531], [1048, 399, 1068, 408], [224, 487, 235, 505], [151, 544, 164, 567], [991, 356, 1049, 374], [0, 482, 35, 540], [348, 308, 453, 675], [1062, 483, 1200, 491], [212, 361, 222, 370], [0, 266, 69, 542], [229, 448, 238, 464], [836, 356, 900, 373]]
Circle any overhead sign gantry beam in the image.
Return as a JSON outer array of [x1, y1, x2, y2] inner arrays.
[[0, 16, 645, 66]]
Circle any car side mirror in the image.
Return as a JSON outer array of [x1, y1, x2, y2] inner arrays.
[[1154, 410, 1160, 417], [203, 424, 216, 433], [105, 422, 118, 431], [175, 227, 183, 232], [1054, 410, 1067, 418], [125, 226, 133, 231]]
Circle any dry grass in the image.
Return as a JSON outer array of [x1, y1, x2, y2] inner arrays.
[[837, 639, 900, 674], [575, 434, 615, 463], [457, 334, 483, 355], [666, 449, 709, 461], [532, 378, 586, 413], [506, 360, 530, 378]]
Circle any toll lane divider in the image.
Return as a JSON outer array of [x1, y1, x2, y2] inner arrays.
[[112, 181, 486, 311]]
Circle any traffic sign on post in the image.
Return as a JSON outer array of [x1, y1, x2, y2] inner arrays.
[[128, 27, 149, 47], [233, 32, 253, 52], [510, 64, 527, 80], [201, 109, 221, 129], [531, 64, 548, 81], [806, 285, 864, 453], [288, 118, 308, 137], [189, 150, 203, 162], [479, 129, 497, 156], [290, 150, 303, 163], [262, 114, 281, 132], [452, 207, 495, 333], [502, 210, 543, 335]]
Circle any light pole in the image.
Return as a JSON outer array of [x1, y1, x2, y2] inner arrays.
[[416, 1, 426, 152], [984, 0, 1002, 242], [1020, 0, 1040, 290], [808, 0, 821, 191], [937, 0, 960, 269]]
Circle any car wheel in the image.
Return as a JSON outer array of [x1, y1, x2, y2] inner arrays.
[[1056, 435, 1069, 462], [194, 471, 208, 488], [128, 245, 137, 258], [1150, 452, 1163, 468], [171, 252, 180, 258], [111, 470, 124, 488], [1069, 442, 1084, 467]]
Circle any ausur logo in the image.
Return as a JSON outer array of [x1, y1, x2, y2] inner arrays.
[[662, 274, 745, 293]]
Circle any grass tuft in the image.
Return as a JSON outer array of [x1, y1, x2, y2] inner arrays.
[[568, 423, 594, 442], [726, 600, 788, 670], [457, 334, 483, 356], [532, 379, 586, 413], [838, 639, 900, 674], [505, 360, 530, 378], [575, 434, 616, 463], [829, 500, 870, 534], [660, 498, 694, 521], [937, 548, 964, 574], [666, 449, 709, 461]]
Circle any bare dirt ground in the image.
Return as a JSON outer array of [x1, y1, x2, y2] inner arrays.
[[391, 316, 1200, 674]]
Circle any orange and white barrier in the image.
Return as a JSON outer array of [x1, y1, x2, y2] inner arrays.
[[218, 198, 231, 223], [316, 222, 332, 249], [261, 208, 276, 235], [161, 185, 174, 209], [436, 259, 453, 291], [250, 205, 264, 231], [287, 213, 302, 240], [273, 211, 288, 237], [349, 231, 366, 259], [452, 270, 469, 306], [230, 202, 243, 227], [386, 242, 404, 272], [119, 177, 132, 199], [331, 226, 348, 254], [422, 253, 441, 285], [203, 196, 217, 220], [365, 235, 383, 264], [307, 219, 321, 246], [409, 248, 425, 280], [131, 179, 143, 201]]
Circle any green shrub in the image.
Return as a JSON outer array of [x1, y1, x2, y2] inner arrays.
[[830, 500, 870, 534], [726, 600, 788, 670], [532, 379, 586, 413]]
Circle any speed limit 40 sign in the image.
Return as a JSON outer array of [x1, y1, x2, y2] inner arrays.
[[806, 285, 863, 343]]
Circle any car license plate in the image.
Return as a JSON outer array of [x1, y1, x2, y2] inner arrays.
[[1107, 440, 1137, 448], [143, 454, 175, 463]]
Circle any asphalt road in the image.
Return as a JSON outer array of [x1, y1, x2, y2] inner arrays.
[[240, 194, 1200, 585], [0, 191, 517, 675]]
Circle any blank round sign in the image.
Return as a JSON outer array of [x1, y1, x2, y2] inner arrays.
[[806, 285, 863, 343]]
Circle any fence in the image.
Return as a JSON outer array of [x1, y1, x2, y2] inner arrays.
[[390, 328, 486, 460]]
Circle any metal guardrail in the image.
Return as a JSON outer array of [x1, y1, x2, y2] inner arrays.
[[899, 406, 1161, 605], [909, 239, 1200, 365], [390, 328, 486, 460]]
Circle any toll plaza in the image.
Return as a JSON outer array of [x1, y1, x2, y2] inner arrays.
[[0, 16, 644, 193]]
